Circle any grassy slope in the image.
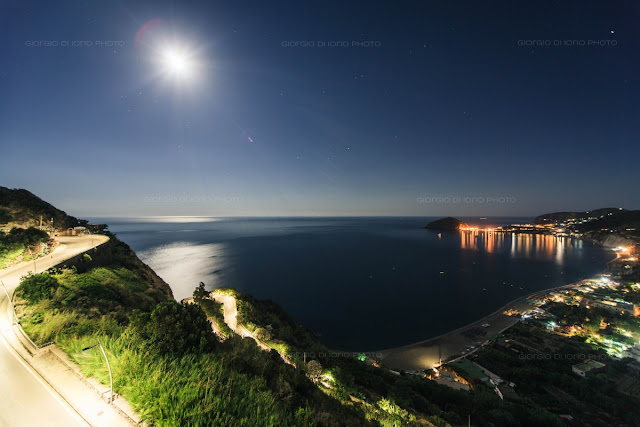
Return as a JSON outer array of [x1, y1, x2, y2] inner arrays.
[[15, 237, 377, 426], [0, 244, 27, 268], [220, 287, 590, 427], [0, 227, 53, 269]]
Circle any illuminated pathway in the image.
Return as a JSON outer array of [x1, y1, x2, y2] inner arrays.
[[208, 291, 293, 362]]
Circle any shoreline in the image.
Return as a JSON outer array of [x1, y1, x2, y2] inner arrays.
[[371, 245, 620, 371]]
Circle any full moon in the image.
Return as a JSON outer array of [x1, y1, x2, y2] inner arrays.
[[161, 47, 194, 79]]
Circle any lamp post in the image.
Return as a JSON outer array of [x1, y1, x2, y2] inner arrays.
[[28, 248, 36, 273], [82, 338, 113, 403], [1, 281, 16, 325]]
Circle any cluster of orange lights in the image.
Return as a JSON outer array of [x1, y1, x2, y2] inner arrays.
[[459, 226, 496, 232]]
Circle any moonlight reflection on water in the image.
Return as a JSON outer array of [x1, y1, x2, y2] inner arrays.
[[138, 241, 228, 300]]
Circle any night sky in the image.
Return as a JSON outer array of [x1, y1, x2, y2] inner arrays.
[[1, 1, 639, 217]]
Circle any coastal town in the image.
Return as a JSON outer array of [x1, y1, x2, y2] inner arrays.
[[412, 211, 640, 425]]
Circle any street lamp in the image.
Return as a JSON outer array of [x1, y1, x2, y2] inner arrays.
[[28, 248, 36, 273], [87, 228, 94, 248], [82, 338, 113, 403], [0, 281, 16, 325]]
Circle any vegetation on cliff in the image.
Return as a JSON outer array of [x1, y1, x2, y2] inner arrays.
[[424, 217, 469, 231], [0, 226, 53, 268], [196, 288, 565, 426], [16, 271, 378, 426], [531, 208, 624, 225], [0, 186, 80, 229]]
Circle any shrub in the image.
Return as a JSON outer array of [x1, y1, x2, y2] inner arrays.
[[193, 281, 208, 302], [306, 360, 322, 381], [17, 273, 60, 302], [128, 301, 218, 356], [0, 208, 11, 225], [255, 327, 272, 342], [52, 285, 77, 307], [30, 312, 44, 324], [7, 227, 49, 246], [78, 282, 119, 302]]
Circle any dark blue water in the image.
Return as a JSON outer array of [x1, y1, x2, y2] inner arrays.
[[89, 216, 615, 351]]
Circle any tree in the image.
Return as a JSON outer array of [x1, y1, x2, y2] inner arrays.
[[377, 397, 413, 424], [584, 314, 604, 334], [193, 282, 208, 302], [17, 273, 60, 302], [0, 208, 11, 225], [306, 360, 322, 382], [6, 227, 49, 246], [254, 327, 272, 342]]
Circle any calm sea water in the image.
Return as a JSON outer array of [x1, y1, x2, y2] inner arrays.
[[88, 216, 615, 351]]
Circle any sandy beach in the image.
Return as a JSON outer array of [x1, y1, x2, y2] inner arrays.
[[373, 267, 615, 371], [374, 297, 537, 371], [373, 246, 621, 371]]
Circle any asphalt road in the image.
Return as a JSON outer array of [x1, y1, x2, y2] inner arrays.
[[1, 235, 109, 292], [0, 332, 86, 427], [0, 234, 109, 427]]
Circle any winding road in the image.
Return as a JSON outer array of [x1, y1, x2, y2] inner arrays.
[[0, 235, 109, 427], [209, 292, 252, 338]]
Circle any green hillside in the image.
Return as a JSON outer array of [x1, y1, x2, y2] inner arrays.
[[0, 186, 80, 229], [532, 208, 624, 225]]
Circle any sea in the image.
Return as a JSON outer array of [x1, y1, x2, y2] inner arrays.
[[87, 216, 615, 351]]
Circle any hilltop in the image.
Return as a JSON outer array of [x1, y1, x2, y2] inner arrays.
[[573, 210, 640, 246], [532, 208, 624, 225], [530, 207, 640, 245], [0, 186, 80, 229], [573, 210, 640, 234], [425, 217, 469, 231]]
